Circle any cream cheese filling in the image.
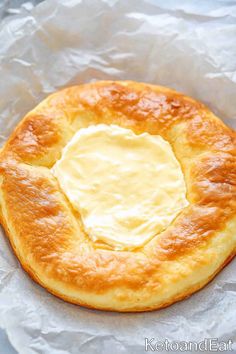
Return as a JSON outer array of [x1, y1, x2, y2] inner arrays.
[[53, 124, 188, 250]]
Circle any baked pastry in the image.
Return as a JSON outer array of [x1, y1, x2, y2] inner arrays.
[[0, 81, 235, 312]]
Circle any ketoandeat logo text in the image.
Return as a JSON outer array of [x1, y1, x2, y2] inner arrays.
[[144, 338, 233, 352]]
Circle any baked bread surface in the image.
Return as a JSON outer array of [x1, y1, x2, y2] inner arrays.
[[0, 80, 235, 312]]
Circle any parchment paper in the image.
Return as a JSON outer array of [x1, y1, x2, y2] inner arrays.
[[0, 1, 236, 353]]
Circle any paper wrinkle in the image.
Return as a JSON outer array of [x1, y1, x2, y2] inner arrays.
[[0, 0, 235, 353]]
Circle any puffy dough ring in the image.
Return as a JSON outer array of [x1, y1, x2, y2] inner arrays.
[[0, 81, 235, 312]]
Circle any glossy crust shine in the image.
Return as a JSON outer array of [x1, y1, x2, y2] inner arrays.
[[0, 81, 235, 312]]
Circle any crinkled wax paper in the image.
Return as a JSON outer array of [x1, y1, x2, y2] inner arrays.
[[0, 0, 236, 353]]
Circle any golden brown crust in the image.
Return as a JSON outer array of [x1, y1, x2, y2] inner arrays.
[[0, 81, 235, 312]]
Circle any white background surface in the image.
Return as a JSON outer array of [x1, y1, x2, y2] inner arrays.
[[0, 0, 236, 353]]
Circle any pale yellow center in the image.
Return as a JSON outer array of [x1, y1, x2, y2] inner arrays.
[[53, 124, 188, 250]]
